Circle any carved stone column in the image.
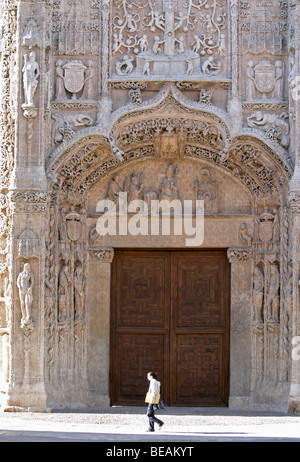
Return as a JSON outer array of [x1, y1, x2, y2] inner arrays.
[[87, 247, 114, 407], [288, 192, 300, 413], [10, 0, 49, 190], [0, 0, 17, 408], [227, 0, 242, 133], [97, 0, 113, 135], [227, 248, 252, 409], [290, 0, 300, 189], [5, 191, 49, 411]]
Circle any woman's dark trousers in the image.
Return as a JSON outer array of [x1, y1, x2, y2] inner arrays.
[[147, 404, 163, 431]]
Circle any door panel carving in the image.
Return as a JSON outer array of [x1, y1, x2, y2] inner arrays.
[[111, 250, 229, 406]]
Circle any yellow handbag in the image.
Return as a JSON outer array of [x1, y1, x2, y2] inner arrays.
[[145, 392, 160, 404]]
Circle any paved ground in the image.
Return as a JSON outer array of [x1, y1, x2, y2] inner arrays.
[[0, 407, 299, 443]]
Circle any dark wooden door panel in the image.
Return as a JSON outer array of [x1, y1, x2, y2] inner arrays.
[[173, 333, 227, 405], [172, 252, 227, 328], [115, 252, 170, 328], [115, 333, 166, 405], [110, 250, 230, 407], [170, 251, 230, 406], [111, 251, 170, 405]]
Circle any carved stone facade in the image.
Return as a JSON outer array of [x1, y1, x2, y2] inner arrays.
[[0, 0, 300, 413]]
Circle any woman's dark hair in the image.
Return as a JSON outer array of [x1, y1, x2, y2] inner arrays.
[[149, 371, 157, 380]]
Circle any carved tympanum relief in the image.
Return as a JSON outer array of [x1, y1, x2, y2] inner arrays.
[[86, 158, 253, 220], [111, 0, 227, 78]]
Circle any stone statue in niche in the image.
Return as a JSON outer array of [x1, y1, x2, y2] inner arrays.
[[246, 60, 256, 100], [58, 264, 71, 322], [81, 60, 94, 99], [22, 51, 40, 113], [246, 59, 284, 101], [159, 164, 179, 201], [253, 265, 264, 323], [55, 60, 67, 100], [58, 206, 68, 241], [18, 229, 39, 259], [74, 266, 85, 320], [22, 17, 40, 49], [266, 263, 280, 323], [17, 263, 34, 327], [247, 112, 290, 149], [195, 168, 217, 214]]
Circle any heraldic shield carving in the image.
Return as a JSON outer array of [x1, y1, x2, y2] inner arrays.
[[254, 60, 276, 98], [62, 60, 87, 99], [65, 210, 83, 242]]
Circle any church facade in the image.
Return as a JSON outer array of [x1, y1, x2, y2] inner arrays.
[[0, 0, 300, 412]]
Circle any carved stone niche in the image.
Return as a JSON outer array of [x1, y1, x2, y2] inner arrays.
[[17, 229, 39, 259]]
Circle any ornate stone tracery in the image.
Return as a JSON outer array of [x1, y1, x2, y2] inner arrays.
[[0, 0, 299, 413]]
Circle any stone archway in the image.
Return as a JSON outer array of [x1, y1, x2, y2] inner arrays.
[[42, 99, 293, 409], [41, 82, 292, 409]]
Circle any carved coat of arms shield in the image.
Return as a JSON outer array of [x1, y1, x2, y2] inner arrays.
[[65, 212, 82, 242], [258, 212, 274, 243], [62, 60, 87, 95], [254, 60, 276, 95]]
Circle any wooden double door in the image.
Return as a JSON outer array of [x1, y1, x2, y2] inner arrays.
[[110, 250, 230, 406]]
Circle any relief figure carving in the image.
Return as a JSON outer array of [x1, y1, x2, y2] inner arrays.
[[22, 51, 39, 111], [195, 168, 217, 214], [17, 263, 34, 327], [74, 266, 85, 320], [253, 265, 264, 323], [58, 264, 71, 322], [247, 111, 289, 148], [52, 113, 93, 144], [159, 164, 179, 201], [266, 263, 280, 323]]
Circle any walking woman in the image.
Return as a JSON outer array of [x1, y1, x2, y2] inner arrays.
[[146, 371, 164, 432]]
